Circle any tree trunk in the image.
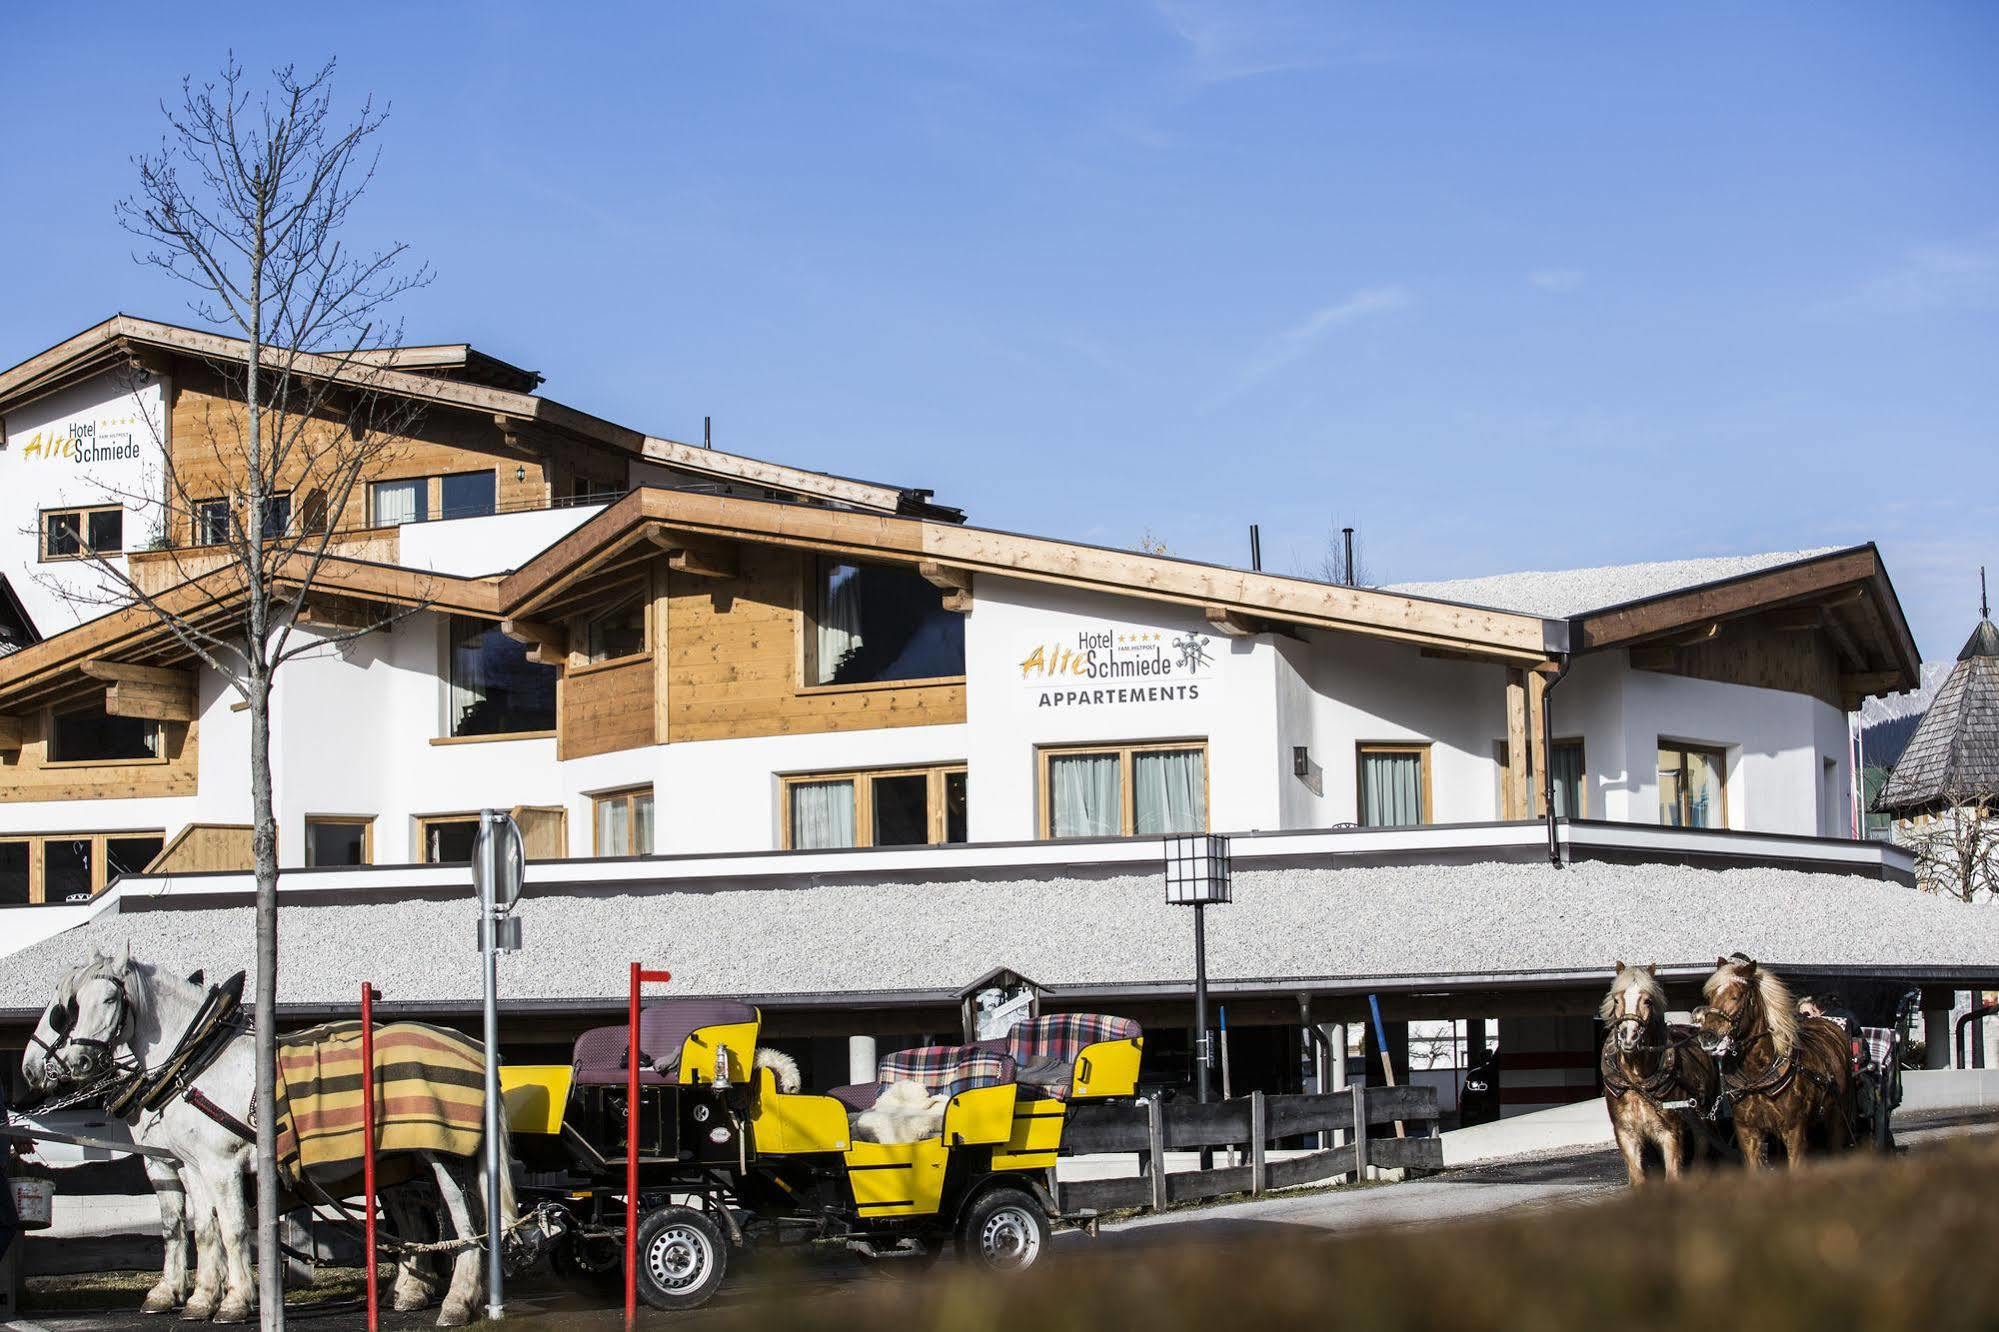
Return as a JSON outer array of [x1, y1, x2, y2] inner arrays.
[[249, 665, 283, 1329]]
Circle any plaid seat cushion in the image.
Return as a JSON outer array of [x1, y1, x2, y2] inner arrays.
[[1004, 1014, 1142, 1101], [878, 1044, 1016, 1100], [1859, 1027, 1896, 1071]]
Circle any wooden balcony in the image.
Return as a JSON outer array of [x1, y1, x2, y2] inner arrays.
[[125, 527, 402, 598]]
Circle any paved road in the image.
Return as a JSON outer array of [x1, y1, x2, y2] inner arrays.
[[13, 1109, 1996, 1331]]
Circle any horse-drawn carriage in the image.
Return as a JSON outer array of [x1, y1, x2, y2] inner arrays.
[[498, 997, 1145, 1310]]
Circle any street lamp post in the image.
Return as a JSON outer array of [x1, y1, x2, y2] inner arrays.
[[472, 809, 524, 1321], [1165, 833, 1232, 1106]]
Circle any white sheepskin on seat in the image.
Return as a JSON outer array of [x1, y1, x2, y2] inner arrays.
[[852, 1080, 948, 1144]]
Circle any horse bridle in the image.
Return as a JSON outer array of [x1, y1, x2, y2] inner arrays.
[[27, 978, 136, 1077]]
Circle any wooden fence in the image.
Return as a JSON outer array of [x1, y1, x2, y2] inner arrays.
[[1053, 1083, 1443, 1215]]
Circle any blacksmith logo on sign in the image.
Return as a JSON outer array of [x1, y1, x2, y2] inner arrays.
[[1018, 625, 1216, 709]]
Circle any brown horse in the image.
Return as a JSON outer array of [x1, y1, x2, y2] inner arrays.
[[1693, 955, 1855, 1168], [1600, 963, 1720, 1184]]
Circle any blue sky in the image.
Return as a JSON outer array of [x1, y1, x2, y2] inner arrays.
[[4, 2, 1995, 659]]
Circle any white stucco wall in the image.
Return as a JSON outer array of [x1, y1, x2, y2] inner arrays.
[[0, 370, 170, 634], [394, 504, 602, 577]]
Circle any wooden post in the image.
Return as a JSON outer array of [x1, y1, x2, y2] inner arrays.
[[1527, 667, 1550, 817], [1146, 1096, 1168, 1213], [1504, 668, 1530, 819], [1249, 1091, 1267, 1197], [1351, 1083, 1370, 1182]]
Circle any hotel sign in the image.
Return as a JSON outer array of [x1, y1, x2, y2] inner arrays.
[[14, 415, 144, 467], [1018, 625, 1216, 709]]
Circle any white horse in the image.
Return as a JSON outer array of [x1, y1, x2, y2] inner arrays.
[[23, 947, 512, 1326]]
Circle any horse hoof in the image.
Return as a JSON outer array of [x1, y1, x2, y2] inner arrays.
[[394, 1290, 434, 1313], [142, 1286, 182, 1314], [435, 1304, 472, 1328], [212, 1299, 253, 1325], [180, 1297, 215, 1322]]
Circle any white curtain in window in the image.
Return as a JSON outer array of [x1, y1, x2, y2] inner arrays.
[[633, 793, 655, 855], [791, 780, 856, 849], [1050, 753, 1121, 838], [1686, 751, 1722, 829], [1133, 749, 1205, 835], [1360, 752, 1423, 827], [596, 798, 629, 856], [448, 626, 493, 734], [816, 563, 864, 683], [373, 478, 422, 526]]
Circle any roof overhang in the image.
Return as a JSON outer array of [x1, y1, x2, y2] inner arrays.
[[501, 488, 1566, 661], [1569, 544, 1921, 701]]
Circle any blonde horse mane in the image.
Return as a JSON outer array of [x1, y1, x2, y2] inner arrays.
[[1703, 958, 1797, 1056], [1598, 964, 1666, 1025]]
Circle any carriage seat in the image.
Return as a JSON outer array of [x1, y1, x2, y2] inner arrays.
[[826, 1043, 1017, 1112], [1857, 1026, 1897, 1072], [1001, 1014, 1142, 1100], [572, 998, 759, 1086]]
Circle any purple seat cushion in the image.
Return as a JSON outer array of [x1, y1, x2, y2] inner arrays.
[[827, 1083, 881, 1112], [572, 998, 758, 1085]]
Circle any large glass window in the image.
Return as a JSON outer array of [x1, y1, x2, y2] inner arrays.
[[1041, 743, 1207, 839], [1358, 744, 1429, 827], [0, 831, 164, 902], [105, 835, 164, 881], [809, 558, 965, 686], [44, 838, 92, 901], [42, 507, 124, 560], [593, 788, 655, 856], [783, 765, 969, 849], [49, 701, 163, 763], [447, 616, 558, 737], [305, 818, 372, 867], [1659, 743, 1727, 829], [440, 470, 498, 520], [585, 593, 647, 663], [0, 842, 28, 905], [194, 499, 231, 545], [420, 817, 481, 864], [371, 477, 428, 526], [1551, 740, 1586, 819]]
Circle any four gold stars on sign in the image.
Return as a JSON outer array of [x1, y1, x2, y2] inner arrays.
[[1115, 632, 1162, 644]]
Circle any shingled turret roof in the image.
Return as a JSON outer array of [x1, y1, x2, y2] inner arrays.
[[1875, 618, 1999, 816]]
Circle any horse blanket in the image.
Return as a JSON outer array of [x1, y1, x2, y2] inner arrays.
[[274, 1021, 486, 1184]]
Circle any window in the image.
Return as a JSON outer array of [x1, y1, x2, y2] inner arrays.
[[48, 701, 163, 763], [440, 470, 498, 520], [782, 765, 969, 850], [593, 788, 655, 856], [372, 477, 428, 526], [191, 493, 290, 543], [305, 817, 373, 867], [194, 499, 231, 546], [1040, 743, 1207, 839], [808, 558, 965, 686], [419, 816, 481, 864], [1357, 744, 1430, 827], [1659, 742, 1727, 829], [569, 476, 624, 504], [0, 831, 164, 903], [446, 615, 558, 737], [42, 506, 124, 560], [584, 593, 648, 663], [1552, 740, 1586, 818]]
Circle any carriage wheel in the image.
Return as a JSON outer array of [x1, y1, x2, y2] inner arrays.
[[954, 1187, 1049, 1273], [633, 1207, 729, 1311], [550, 1230, 623, 1290]]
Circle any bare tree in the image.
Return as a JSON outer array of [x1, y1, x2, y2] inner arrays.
[[1134, 528, 1172, 557], [1902, 791, 1999, 904], [1309, 519, 1376, 587], [36, 56, 429, 1327]]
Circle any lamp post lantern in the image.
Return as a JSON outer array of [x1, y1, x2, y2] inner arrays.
[[1165, 833, 1231, 1105], [471, 809, 524, 1320]]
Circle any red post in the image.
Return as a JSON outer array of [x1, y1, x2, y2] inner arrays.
[[361, 982, 381, 1332], [624, 963, 671, 1330]]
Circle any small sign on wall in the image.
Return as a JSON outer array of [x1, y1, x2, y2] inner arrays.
[[1017, 625, 1216, 709]]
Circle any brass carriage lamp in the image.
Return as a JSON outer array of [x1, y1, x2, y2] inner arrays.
[[1165, 833, 1231, 1107]]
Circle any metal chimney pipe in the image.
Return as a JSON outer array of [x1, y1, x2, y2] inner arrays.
[[1249, 524, 1262, 572], [1342, 527, 1356, 586]]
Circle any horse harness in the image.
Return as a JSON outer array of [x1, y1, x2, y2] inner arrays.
[[1601, 1027, 1705, 1113]]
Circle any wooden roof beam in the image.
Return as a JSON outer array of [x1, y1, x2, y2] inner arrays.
[[1206, 606, 1268, 637], [81, 659, 194, 689], [921, 562, 973, 614], [83, 660, 197, 722], [501, 619, 568, 667], [641, 526, 737, 579]]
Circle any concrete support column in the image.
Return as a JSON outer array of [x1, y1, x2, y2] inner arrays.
[[848, 1034, 877, 1085], [1322, 1022, 1348, 1149], [1924, 1003, 1954, 1070]]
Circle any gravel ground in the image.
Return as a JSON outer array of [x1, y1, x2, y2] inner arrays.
[[3, 858, 1994, 1012], [1390, 547, 1840, 618]]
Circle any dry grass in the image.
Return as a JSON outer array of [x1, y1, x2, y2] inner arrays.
[[703, 1138, 1999, 1332]]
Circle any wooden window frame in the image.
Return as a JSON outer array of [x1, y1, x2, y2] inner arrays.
[[574, 584, 654, 672], [414, 813, 482, 864], [303, 815, 375, 868], [39, 504, 127, 562], [0, 829, 167, 904], [1036, 740, 1210, 840], [43, 702, 169, 769], [1495, 737, 1588, 818], [1658, 740, 1729, 829], [1355, 742, 1434, 827], [797, 556, 967, 695], [415, 806, 566, 862], [780, 762, 968, 849], [592, 786, 655, 856]]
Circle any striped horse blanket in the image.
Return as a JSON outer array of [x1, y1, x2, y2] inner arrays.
[[274, 1021, 487, 1185]]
